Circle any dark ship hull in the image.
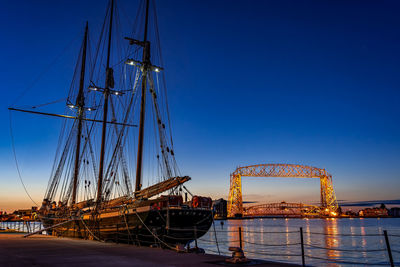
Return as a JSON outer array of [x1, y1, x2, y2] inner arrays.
[[40, 199, 213, 247]]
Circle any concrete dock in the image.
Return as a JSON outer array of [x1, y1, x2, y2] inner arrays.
[[0, 233, 299, 267]]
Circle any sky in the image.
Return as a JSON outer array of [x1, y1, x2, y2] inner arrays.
[[0, 0, 399, 212]]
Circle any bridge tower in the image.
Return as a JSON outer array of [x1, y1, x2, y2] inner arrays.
[[227, 164, 339, 217], [228, 173, 243, 217]]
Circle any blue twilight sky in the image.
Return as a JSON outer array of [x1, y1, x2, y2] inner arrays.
[[0, 0, 399, 212]]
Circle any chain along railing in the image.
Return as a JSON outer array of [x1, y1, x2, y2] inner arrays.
[[180, 226, 400, 267]]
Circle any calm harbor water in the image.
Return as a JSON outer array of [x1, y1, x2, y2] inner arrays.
[[198, 218, 400, 266], [2, 218, 399, 266]]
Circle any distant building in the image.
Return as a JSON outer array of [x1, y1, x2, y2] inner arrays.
[[389, 207, 400, 217], [213, 198, 227, 219], [9, 207, 39, 221], [344, 210, 357, 216], [359, 207, 388, 217]]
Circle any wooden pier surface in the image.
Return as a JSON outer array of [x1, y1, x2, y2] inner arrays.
[[0, 233, 298, 267]]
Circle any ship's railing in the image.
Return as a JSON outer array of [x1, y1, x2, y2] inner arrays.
[[166, 226, 400, 267]]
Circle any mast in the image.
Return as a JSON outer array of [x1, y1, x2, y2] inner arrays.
[[97, 0, 114, 204], [71, 22, 89, 205], [135, 0, 151, 193]]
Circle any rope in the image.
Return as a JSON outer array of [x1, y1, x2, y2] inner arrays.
[[11, 33, 80, 106], [122, 205, 133, 243], [9, 111, 39, 206], [198, 238, 239, 244], [305, 254, 389, 265], [167, 227, 209, 233], [246, 251, 302, 257], [244, 230, 299, 234], [305, 243, 386, 252], [168, 228, 299, 234], [79, 216, 103, 242], [307, 231, 382, 237], [211, 211, 221, 255], [133, 210, 175, 250], [30, 98, 67, 109], [244, 240, 301, 247]]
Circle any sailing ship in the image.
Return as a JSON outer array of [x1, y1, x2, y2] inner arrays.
[[10, 0, 213, 247]]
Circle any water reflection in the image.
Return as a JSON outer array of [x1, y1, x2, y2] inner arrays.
[[227, 219, 243, 249], [323, 218, 340, 266]]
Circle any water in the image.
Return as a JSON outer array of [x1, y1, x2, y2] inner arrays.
[[2, 218, 399, 266], [197, 218, 400, 266]]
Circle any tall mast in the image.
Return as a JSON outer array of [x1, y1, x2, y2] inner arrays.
[[135, 0, 151, 193], [71, 22, 89, 205], [97, 0, 114, 204]]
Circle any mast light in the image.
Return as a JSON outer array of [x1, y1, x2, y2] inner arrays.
[[125, 59, 141, 66], [151, 65, 164, 72], [110, 90, 124, 96]]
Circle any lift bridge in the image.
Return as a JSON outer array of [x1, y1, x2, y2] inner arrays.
[[227, 164, 339, 218]]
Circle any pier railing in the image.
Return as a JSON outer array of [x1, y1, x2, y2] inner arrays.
[[0, 221, 41, 233], [170, 226, 400, 267], [2, 220, 399, 266]]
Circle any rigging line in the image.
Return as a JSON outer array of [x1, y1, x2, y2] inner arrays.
[[88, 1, 109, 82], [8, 111, 39, 206], [152, 0, 174, 148], [211, 210, 221, 255], [30, 98, 67, 109], [133, 210, 175, 250], [79, 216, 103, 242], [11, 33, 81, 107]]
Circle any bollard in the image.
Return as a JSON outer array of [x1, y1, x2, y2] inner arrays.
[[383, 230, 394, 267], [239, 227, 243, 250], [300, 227, 305, 267]]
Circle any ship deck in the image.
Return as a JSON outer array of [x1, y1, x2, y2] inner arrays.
[[0, 233, 298, 266]]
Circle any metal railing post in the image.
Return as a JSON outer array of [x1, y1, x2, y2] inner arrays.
[[194, 226, 198, 248], [300, 227, 305, 267], [383, 230, 394, 267], [239, 227, 243, 250]]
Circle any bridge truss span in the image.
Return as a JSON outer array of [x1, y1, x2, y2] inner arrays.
[[227, 164, 339, 217]]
